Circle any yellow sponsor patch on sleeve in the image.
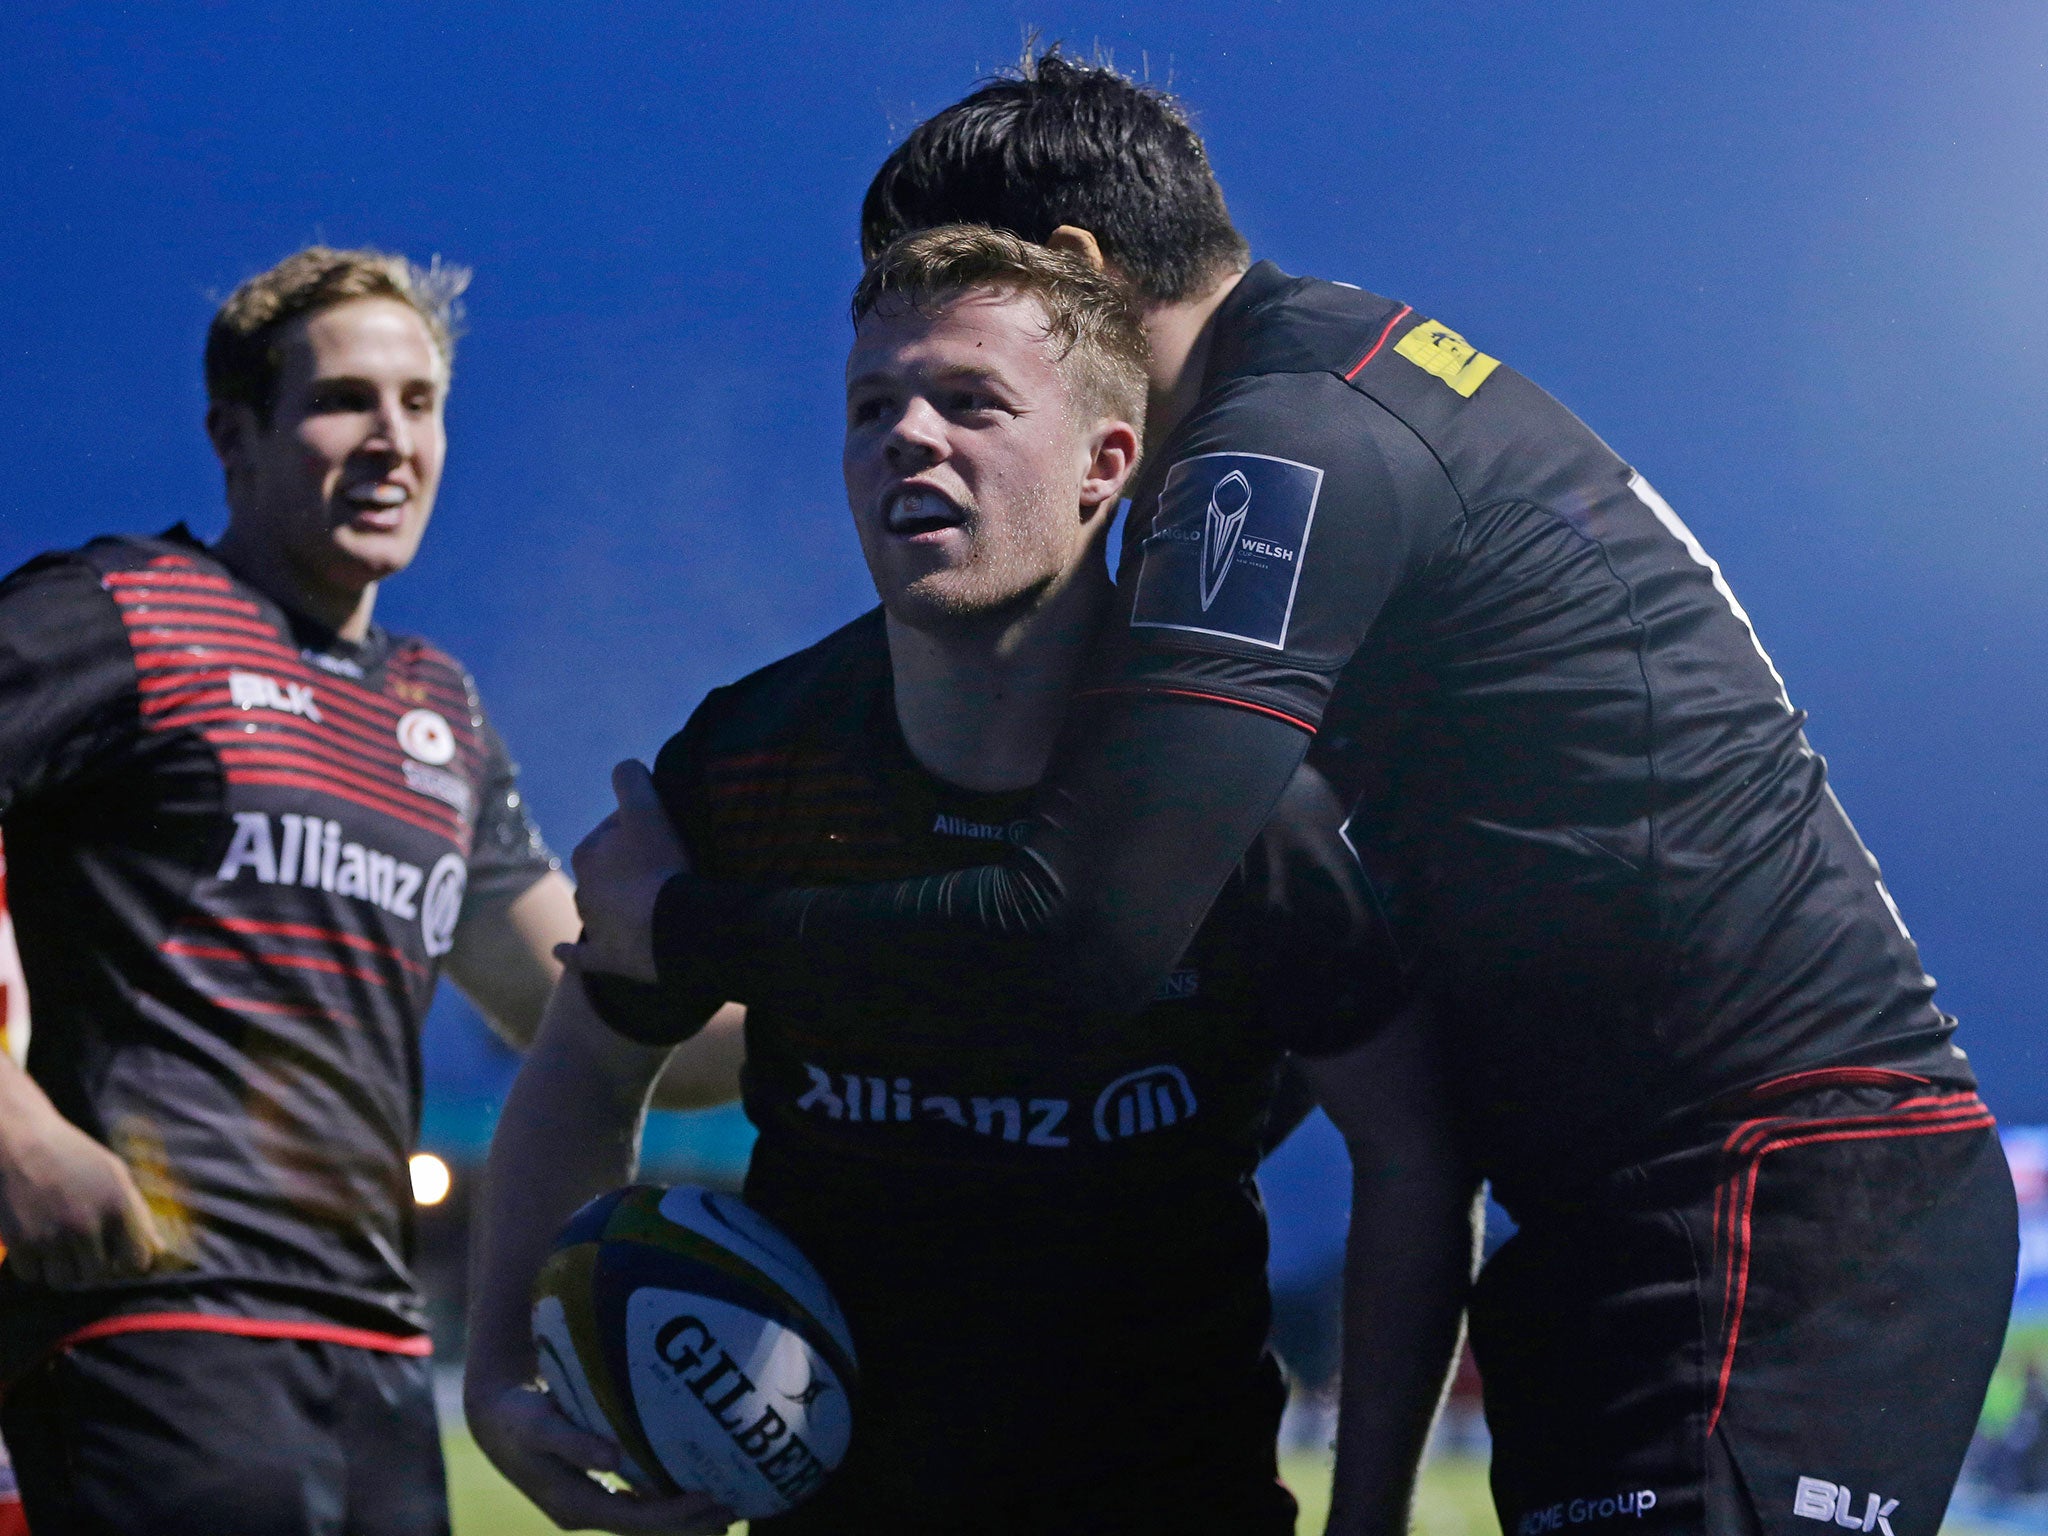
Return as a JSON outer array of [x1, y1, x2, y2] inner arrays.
[[1394, 319, 1501, 398]]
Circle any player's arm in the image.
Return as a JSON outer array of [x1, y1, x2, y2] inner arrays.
[[1303, 1005, 1480, 1536], [449, 714, 744, 1109], [0, 554, 164, 1285], [443, 869, 578, 1047], [0, 1052, 163, 1285], [464, 972, 736, 1534], [441, 870, 744, 1109], [577, 376, 1450, 1030]]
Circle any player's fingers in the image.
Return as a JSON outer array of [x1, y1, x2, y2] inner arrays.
[[611, 760, 658, 818], [571, 813, 621, 881], [105, 1186, 165, 1277], [520, 1396, 621, 1474]]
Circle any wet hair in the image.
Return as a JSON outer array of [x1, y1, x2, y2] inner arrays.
[[853, 223, 1149, 432], [205, 245, 468, 423], [861, 44, 1248, 306]]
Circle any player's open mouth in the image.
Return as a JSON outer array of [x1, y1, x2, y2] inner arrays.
[[882, 487, 966, 537], [342, 483, 410, 526]]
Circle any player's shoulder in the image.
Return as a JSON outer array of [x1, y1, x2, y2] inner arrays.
[[8, 524, 205, 583], [0, 526, 221, 620], [1217, 261, 1548, 429], [656, 609, 888, 781], [1210, 261, 1414, 385], [382, 631, 481, 716]]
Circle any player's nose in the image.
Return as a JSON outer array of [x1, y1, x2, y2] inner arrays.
[[883, 397, 947, 470], [363, 392, 415, 459]]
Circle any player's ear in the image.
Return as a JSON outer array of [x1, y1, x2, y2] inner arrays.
[[1079, 418, 1140, 514], [206, 401, 254, 472], [1047, 226, 1108, 273]]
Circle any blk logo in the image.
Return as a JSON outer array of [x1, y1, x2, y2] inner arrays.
[[1793, 1477, 1897, 1535], [229, 669, 320, 722], [1199, 470, 1252, 611]]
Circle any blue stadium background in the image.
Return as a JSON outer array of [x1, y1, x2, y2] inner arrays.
[[3, 5, 2044, 1495]]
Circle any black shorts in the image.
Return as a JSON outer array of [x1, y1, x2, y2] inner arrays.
[[0, 1328, 448, 1536], [757, 1350, 1298, 1536], [1472, 1075, 2016, 1536]]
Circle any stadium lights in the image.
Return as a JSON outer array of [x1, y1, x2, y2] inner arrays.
[[409, 1152, 452, 1207]]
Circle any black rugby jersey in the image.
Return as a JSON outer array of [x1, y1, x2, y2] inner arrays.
[[0, 529, 554, 1371], [651, 610, 1363, 1522], [1095, 263, 1967, 1195], [653, 262, 1968, 1209]]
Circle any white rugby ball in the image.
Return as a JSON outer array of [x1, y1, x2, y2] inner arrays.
[[532, 1183, 857, 1518]]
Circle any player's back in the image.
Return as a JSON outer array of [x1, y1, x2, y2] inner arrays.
[[1122, 264, 1964, 1199]]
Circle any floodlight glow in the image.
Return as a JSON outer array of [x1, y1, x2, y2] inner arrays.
[[409, 1152, 452, 1206]]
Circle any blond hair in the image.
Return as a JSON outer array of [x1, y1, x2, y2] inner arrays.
[[852, 224, 1148, 435], [205, 246, 470, 422]]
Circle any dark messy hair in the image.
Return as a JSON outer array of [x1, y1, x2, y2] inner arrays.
[[861, 44, 1249, 306], [853, 224, 1149, 431]]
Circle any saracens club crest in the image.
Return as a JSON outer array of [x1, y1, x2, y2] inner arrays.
[[396, 708, 457, 766], [1199, 470, 1252, 612]]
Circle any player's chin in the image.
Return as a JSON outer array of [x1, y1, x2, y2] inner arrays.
[[330, 522, 428, 583], [881, 577, 1009, 634]]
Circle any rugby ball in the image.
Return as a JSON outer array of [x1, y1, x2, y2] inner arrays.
[[532, 1184, 857, 1519]]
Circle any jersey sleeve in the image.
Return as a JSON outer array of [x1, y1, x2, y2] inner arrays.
[[1094, 369, 1459, 733], [0, 553, 139, 819], [1241, 761, 1410, 1058], [646, 375, 1453, 1027], [459, 709, 558, 916]]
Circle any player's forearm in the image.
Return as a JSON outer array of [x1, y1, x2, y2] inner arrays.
[[1322, 1177, 1480, 1536], [465, 981, 666, 1398], [446, 872, 580, 1049], [653, 695, 1309, 1020], [646, 1003, 746, 1112], [0, 1048, 69, 1163]]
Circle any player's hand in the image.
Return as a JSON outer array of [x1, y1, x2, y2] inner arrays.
[[467, 1377, 735, 1534], [569, 761, 689, 985], [0, 1109, 164, 1288]]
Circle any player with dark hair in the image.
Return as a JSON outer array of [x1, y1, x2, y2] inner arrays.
[[466, 226, 1475, 1536], [573, 51, 2019, 1536], [0, 245, 733, 1536]]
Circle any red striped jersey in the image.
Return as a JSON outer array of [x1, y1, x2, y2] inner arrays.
[[0, 529, 554, 1371]]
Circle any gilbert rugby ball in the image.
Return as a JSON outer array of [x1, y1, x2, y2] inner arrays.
[[532, 1184, 857, 1519]]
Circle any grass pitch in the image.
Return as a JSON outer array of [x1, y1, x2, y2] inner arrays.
[[441, 1432, 1496, 1535], [444, 1432, 2017, 1535]]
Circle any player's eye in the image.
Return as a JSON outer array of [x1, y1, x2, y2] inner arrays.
[[402, 384, 437, 414], [848, 395, 891, 426], [305, 382, 378, 415]]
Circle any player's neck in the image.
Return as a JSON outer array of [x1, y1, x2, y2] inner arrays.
[[886, 559, 1113, 794], [213, 521, 378, 642], [1141, 265, 1248, 449]]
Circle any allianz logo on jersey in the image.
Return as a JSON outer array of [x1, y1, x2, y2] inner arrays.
[[216, 812, 466, 955], [930, 812, 1031, 844], [229, 669, 321, 722], [794, 1061, 1198, 1148]]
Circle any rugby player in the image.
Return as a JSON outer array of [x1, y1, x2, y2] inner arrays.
[[573, 53, 2021, 1536], [0, 246, 734, 1536], [465, 229, 1475, 1535]]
